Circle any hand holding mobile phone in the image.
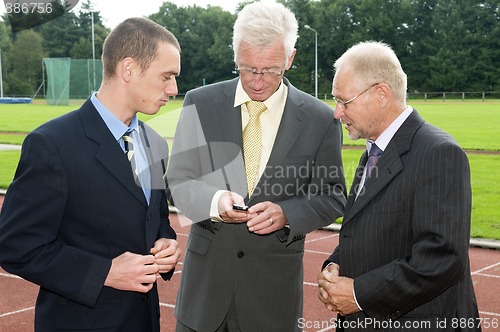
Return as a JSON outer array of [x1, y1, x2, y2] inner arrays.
[[232, 204, 249, 211]]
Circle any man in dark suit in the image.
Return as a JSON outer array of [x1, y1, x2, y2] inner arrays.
[[318, 41, 481, 331], [0, 18, 181, 331], [167, 2, 346, 331]]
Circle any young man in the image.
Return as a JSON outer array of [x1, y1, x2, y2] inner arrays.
[[0, 17, 181, 331]]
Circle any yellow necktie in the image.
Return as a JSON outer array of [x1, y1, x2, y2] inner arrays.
[[243, 100, 267, 197]]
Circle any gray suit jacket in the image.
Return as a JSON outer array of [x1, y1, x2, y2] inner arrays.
[[325, 110, 480, 331], [168, 77, 346, 331]]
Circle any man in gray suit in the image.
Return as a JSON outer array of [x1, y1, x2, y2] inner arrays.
[[318, 41, 481, 331], [167, 2, 346, 331]]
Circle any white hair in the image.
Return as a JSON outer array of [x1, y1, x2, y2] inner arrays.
[[232, 1, 298, 66]]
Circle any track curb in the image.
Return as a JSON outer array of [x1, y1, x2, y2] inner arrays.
[[1, 193, 498, 250], [322, 223, 500, 250]]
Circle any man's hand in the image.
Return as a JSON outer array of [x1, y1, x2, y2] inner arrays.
[[104, 252, 159, 293], [217, 191, 253, 223], [317, 263, 359, 316], [150, 238, 181, 274], [246, 201, 287, 234], [318, 263, 340, 312]]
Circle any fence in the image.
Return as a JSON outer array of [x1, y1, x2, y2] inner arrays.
[[316, 91, 500, 101]]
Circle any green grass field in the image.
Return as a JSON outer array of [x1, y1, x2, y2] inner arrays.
[[0, 99, 499, 239]]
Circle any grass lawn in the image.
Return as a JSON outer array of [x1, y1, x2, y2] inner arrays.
[[0, 147, 498, 240], [0, 99, 499, 239], [0, 151, 20, 189], [340, 149, 500, 240]]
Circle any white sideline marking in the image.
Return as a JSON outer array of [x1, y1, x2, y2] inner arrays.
[[305, 234, 338, 244], [474, 272, 500, 279], [0, 306, 34, 318], [0, 272, 22, 279], [160, 302, 175, 309], [472, 261, 500, 274], [479, 311, 500, 317], [305, 249, 332, 255]]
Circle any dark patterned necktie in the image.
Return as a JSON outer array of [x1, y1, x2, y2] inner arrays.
[[366, 143, 383, 177]]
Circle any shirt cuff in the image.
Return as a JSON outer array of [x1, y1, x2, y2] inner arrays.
[[210, 190, 229, 222], [353, 285, 363, 311]]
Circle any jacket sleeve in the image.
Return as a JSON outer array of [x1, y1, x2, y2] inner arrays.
[[0, 132, 110, 308]]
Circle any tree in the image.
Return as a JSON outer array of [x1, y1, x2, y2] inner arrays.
[[5, 29, 44, 96], [71, 0, 109, 59], [0, 21, 13, 96], [149, 3, 236, 93], [424, 0, 500, 91]]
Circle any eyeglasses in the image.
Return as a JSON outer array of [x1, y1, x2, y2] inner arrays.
[[333, 83, 379, 109], [237, 67, 284, 78]]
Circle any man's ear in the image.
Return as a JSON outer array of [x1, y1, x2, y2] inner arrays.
[[377, 83, 391, 108], [285, 49, 297, 71], [120, 58, 135, 82]]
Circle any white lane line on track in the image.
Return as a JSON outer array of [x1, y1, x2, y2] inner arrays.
[[305, 234, 339, 244], [472, 261, 500, 274], [0, 306, 35, 318], [0, 272, 22, 279], [305, 249, 332, 255]]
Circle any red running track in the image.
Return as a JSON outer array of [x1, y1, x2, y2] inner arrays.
[[0, 198, 499, 331]]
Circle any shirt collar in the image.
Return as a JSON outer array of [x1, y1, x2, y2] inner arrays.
[[367, 105, 413, 152], [91, 92, 139, 140], [234, 79, 287, 112]]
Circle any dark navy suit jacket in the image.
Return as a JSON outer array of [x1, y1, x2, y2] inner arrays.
[[0, 98, 176, 331]]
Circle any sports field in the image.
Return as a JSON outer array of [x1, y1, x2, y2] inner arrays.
[[0, 100, 499, 331], [1, 99, 499, 239], [0, 211, 499, 332]]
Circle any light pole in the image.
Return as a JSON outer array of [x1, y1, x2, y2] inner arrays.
[[89, 3, 96, 92], [304, 25, 318, 99], [0, 49, 3, 98]]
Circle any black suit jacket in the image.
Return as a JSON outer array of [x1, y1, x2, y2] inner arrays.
[[168, 77, 346, 331], [325, 110, 480, 331], [0, 99, 176, 331]]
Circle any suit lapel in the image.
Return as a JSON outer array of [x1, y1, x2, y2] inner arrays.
[[217, 79, 244, 148], [80, 100, 147, 206], [344, 147, 404, 223], [342, 110, 425, 225], [344, 152, 367, 213]]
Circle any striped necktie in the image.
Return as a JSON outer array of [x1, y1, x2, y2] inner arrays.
[[122, 131, 138, 182]]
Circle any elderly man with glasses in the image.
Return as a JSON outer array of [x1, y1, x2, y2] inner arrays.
[[318, 41, 480, 331], [167, 2, 346, 331]]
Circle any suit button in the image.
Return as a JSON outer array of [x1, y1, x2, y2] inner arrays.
[[237, 251, 244, 258]]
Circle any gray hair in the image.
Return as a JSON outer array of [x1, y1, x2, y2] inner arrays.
[[232, 1, 298, 66], [334, 41, 407, 103]]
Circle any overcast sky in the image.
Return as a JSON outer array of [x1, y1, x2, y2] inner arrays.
[[77, 0, 239, 28], [0, 1, 241, 29]]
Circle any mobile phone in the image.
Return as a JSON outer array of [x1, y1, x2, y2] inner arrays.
[[232, 203, 249, 211]]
